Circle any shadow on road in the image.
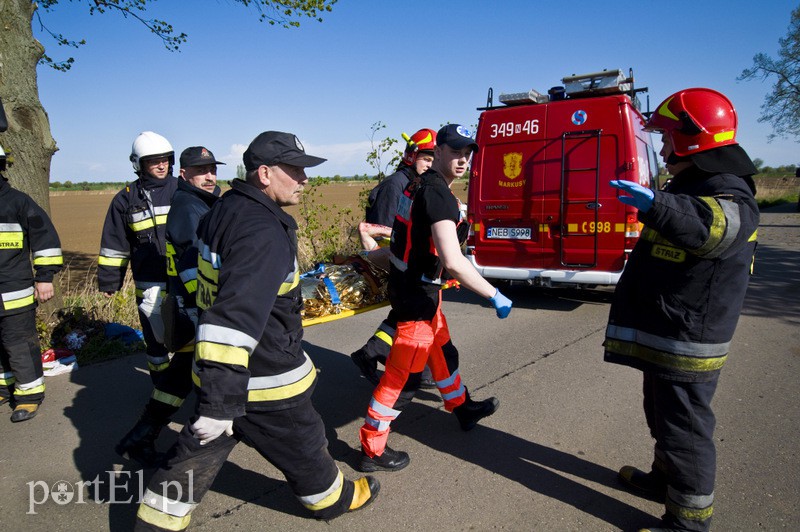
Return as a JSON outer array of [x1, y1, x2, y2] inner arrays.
[[58, 287, 633, 529], [399, 405, 659, 530], [303, 341, 658, 530], [743, 243, 800, 324], [63, 355, 312, 529]]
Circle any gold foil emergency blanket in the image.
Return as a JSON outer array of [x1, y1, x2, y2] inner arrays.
[[301, 262, 387, 319]]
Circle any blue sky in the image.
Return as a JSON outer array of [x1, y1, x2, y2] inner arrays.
[[34, 0, 799, 182]]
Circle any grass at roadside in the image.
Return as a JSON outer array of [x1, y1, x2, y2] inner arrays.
[[37, 265, 145, 365]]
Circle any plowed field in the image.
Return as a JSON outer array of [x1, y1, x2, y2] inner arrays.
[[49, 181, 470, 282]]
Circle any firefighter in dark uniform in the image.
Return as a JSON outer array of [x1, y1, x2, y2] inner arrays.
[[135, 131, 379, 530], [0, 146, 63, 422], [99, 131, 178, 465], [605, 88, 760, 532], [118, 145, 224, 466], [351, 128, 437, 387], [357, 124, 513, 473]]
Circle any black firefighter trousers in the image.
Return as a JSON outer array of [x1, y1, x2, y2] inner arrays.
[[135, 395, 354, 530], [644, 371, 718, 532], [0, 310, 45, 405]]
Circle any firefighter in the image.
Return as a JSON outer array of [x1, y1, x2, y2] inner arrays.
[[135, 131, 379, 530], [99, 131, 178, 465], [0, 145, 63, 422], [357, 124, 512, 473], [351, 128, 437, 387], [605, 88, 759, 532], [118, 145, 224, 465]]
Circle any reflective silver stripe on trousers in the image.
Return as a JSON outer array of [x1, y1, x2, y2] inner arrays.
[[297, 470, 343, 506], [441, 383, 466, 401], [16, 377, 44, 390], [141, 488, 196, 517], [667, 486, 714, 508], [369, 396, 401, 419], [365, 416, 392, 431]]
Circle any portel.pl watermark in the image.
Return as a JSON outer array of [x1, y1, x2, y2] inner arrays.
[[27, 470, 194, 515]]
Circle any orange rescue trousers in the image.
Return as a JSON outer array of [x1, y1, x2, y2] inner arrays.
[[360, 307, 466, 457]]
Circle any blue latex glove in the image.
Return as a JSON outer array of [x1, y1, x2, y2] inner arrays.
[[489, 288, 512, 319], [610, 180, 655, 213]]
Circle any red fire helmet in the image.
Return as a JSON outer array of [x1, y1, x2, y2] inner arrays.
[[401, 128, 437, 166], [645, 88, 738, 157]]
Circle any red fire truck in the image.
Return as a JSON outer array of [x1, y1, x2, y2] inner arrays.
[[466, 69, 659, 287]]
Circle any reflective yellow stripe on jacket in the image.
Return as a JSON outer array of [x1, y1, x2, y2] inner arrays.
[[33, 247, 63, 266], [247, 352, 316, 402], [98, 247, 130, 268], [196, 240, 220, 310], [195, 323, 257, 368], [128, 205, 170, 232], [0, 223, 23, 249], [2, 287, 35, 311], [191, 352, 317, 403]]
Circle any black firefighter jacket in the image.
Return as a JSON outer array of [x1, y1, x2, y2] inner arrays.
[[98, 174, 178, 295], [604, 168, 759, 382], [165, 178, 220, 308], [193, 179, 314, 419], [0, 177, 63, 316]]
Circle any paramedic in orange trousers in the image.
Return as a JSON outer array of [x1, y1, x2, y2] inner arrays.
[[357, 124, 513, 472]]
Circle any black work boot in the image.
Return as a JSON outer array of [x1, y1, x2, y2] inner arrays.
[[358, 446, 410, 473], [453, 390, 500, 431], [351, 348, 381, 385], [115, 416, 166, 467], [618, 465, 667, 502]]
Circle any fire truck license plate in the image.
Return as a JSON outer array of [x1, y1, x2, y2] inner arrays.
[[487, 227, 532, 240]]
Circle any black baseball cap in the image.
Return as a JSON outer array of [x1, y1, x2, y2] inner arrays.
[[436, 124, 478, 152], [243, 131, 326, 171], [180, 146, 226, 168]]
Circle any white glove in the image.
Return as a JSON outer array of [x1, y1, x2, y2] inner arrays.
[[191, 416, 234, 445], [138, 285, 165, 344]]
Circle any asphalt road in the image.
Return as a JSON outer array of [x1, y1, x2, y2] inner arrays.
[[0, 205, 797, 531]]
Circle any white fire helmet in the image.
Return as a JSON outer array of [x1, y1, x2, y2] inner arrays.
[[129, 131, 174, 174]]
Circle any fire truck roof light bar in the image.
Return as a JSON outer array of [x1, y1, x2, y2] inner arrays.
[[562, 69, 632, 96], [498, 89, 549, 106]]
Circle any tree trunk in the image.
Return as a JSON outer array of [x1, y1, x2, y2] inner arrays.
[[0, 0, 57, 214]]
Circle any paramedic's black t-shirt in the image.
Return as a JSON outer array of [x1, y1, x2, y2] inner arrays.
[[388, 169, 460, 321]]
